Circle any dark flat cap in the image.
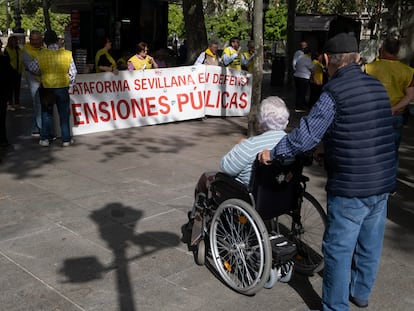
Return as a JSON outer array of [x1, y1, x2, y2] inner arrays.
[[44, 30, 58, 45], [324, 33, 358, 54]]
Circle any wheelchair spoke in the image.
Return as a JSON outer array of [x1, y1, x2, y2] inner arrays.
[[276, 192, 326, 275], [209, 199, 272, 295]]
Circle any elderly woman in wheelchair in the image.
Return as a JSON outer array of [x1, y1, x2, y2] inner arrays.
[[186, 96, 327, 295]]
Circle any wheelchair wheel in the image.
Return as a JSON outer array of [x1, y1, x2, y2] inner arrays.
[[209, 199, 272, 295], [195, 239, 206, 266], [277, 192, 326, 276]]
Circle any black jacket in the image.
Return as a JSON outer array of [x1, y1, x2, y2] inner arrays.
[[322, 63, 396, 197]]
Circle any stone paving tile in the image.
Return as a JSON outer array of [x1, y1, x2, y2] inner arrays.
[[0, 256, 82, 311], [0, 78, 413, 311]]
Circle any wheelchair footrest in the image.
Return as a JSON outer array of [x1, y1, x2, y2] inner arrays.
[[269, 234, 297, 263]]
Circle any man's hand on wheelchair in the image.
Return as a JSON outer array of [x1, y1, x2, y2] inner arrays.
[[258, 150, 273, 165]]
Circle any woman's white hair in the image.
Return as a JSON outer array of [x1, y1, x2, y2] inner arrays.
[[258, 96, 289, 131]]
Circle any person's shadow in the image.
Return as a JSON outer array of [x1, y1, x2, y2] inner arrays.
[[59, 202, 180, 311], [288, 271, 323, 310]]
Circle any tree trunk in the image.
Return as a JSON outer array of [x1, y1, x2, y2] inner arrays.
[[286, 0, 296, 85], [43, 0, 52, 31], [13, 0, 23, 33], [247, 0, 264, 137], [182, 0, 208, 64]]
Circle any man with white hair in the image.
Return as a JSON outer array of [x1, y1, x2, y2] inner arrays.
[[220, 96, 289, 185], [193, 96, 289, 197], [194, 40, 221, 66], [188, 96, 290, 246]]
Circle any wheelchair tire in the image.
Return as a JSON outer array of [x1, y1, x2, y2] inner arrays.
[[263, 267, 277, 289], [195, 239, 206, 266], [277, 192, 327, 276], [209, 199, 272, 295]]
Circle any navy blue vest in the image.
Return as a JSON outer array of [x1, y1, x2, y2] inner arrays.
[[323, 63, 396, 197]]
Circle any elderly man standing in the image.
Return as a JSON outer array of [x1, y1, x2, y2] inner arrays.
[[29, 30, 77, 147], [194, 40, 221, 66], [22, 30, 43, 137], [259, 33, 396, 311]]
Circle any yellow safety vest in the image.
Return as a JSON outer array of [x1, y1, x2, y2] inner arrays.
[[117, 57, 127, 70], [5, 46, 23, 74], [243, 51, 254, 72], [203, 48, 219, 66], [222, 47, 242, 70], [95, 48, 116, 73], [22, 43, 42, 81], [311, 59, 324, 85], [37, 49, 72, 88], [366, 59, 414, 112], [128, 54, 153, 70], [22, 43, 42, 60]]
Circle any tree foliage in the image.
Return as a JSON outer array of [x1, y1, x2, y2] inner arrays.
[[0, 0, 69, 35], [296, 0, 360, 14], [205, 7, 252, 43], [21, 7, 69, 35], [264, 2, 287, 41], [168, 3, 185, 39]]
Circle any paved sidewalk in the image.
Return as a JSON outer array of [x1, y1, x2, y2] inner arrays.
[[0, 75, 413, 311]]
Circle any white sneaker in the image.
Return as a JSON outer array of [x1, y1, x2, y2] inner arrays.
[[62, 139, 74, 147], [39, 139, 49, 147]]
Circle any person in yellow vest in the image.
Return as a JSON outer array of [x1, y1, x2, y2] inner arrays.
[[194, 40, 221, 66], [365, 37, 414, 176], [95, 37, 118, 74], [117, 50, 131, 70], [22, 30, 44, 136], [242, 40, 256, 72], [222, 37, 243, 70], [28, 30, 77, 147], [309, 51, 326, 107], [128, 42, 159, 70], [4, 35, 23, 111]]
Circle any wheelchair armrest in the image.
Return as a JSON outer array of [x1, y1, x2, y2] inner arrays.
[[210, 172, 253, 206]]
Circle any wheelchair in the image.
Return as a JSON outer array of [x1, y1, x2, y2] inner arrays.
[[187, 152, 327, 295]]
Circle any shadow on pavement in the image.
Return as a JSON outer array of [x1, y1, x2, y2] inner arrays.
[[288, 272, 323, 310], [59, 202, 180, 311], [387, 117, 414, 234]]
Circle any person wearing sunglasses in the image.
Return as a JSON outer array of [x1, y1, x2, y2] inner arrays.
[[128, 42, 158, 70]]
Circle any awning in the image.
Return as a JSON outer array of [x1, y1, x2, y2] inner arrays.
[[295, 15, 337, 32], [50, 0, 93, 13]]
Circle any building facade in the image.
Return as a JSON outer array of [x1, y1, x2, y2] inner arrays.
[[51, 0, 169, 66]]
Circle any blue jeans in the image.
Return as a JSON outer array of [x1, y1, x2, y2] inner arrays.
[[392, 114, 404, 176], [322, 193, 388, 311], [29, 81, 42, 133], [40, 87, 71, 142]]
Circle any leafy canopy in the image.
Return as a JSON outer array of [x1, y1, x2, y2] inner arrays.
[[0, 0, 69, 36]]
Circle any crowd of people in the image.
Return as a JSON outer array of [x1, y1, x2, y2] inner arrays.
[[189, 32, 413, 311], [194, 36, 256, 72], [0, 30, 77, 148], [0, 34, 258, 149], [0, 26, 413, 311]]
